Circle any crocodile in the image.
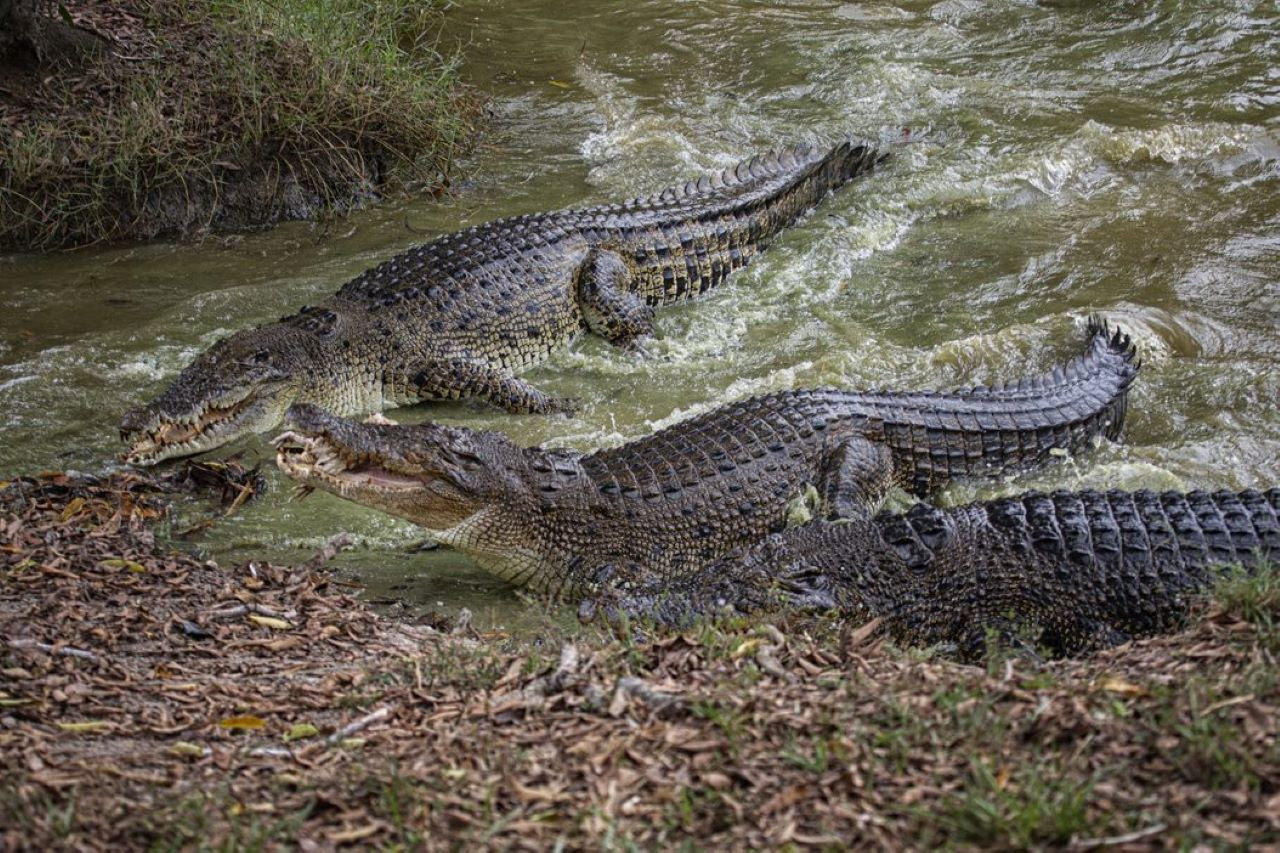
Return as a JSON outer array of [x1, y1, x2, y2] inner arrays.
[[121, 140, 887, 465], [605, 487, 1280, 658], [273, 320, 1139, 598]]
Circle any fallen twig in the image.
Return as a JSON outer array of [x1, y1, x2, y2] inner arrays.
[[304, 533, 356, 570], [222, 480, 256, 517], [758, 623, 786, 647], [756, 646, 793, 682], [1199, 694, 1254, 716], [326, 706, 392, 745], [205, 603, 298, 621], [610, 676, 682, 714], [7, 638, 98, 661], [1071, 822, 1168, 848], [525, 642, 580, 698]]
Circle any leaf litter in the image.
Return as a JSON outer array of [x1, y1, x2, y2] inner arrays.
[[0, 469, 1277, 848]]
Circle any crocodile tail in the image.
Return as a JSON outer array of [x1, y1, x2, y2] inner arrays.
[[991, 488, 1280, 576], [882, 487, 1280, 655], [964, 316, 1140, 440], [712, 138, 885, 195], [1078, 316, 1140, 441], [787, 138, 887, 195], [828, 138, 890, 185], [1085, 313, 1141, 369], [825, 126, 926, 183], [1177, 488, 1280, 570]]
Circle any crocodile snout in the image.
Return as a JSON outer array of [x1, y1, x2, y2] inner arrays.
[[119, 406, 153, 434]]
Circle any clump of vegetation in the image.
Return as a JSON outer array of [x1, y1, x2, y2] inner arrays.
[[0, 0, 478, 251], [934, 760, 1094, 847], [1214, 561, 1280, 652]]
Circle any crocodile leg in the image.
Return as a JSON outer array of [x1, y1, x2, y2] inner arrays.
[[817, 437, 895, 520], [409, 359, 577, 414], [1039, 617, 1134, 658], [575, 248, 656, 349], [958, 619, 1045, 664]]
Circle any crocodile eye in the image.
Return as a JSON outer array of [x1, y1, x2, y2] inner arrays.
[[453, 449, 483, 466]]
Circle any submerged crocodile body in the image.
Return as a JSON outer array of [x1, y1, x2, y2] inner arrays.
[[122, 140, 886, 464], [274, 321, 1139, 598], [611, 487, 1280, 658]]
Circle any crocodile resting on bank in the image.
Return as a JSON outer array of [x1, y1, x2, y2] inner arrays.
[[274, 320, 1139, 598], [122, 140, 887, 465], [605, 487, 1280, 659]]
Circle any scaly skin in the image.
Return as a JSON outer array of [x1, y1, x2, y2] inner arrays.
[[274, 320, 1138, 598], [121, 141, 886, 464], [610, 487, 1280, 659]]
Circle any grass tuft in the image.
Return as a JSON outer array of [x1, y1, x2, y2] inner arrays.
[[934, 760, 1094, 847], [1213, 561, 1280, 651], [0, 0, 478, 251]]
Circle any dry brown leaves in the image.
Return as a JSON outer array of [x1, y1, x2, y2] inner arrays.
[[1, 472, 1277, 849], [0, 2, 154, 127]]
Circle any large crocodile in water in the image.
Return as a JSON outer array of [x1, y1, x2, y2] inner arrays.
[[122, 140, 886, 464], [274, 320, 1139, 598], [606, 486, 1279, 659]]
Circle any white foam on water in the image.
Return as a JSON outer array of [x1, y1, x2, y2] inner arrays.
[[575, 63, 728, 195], [1080, 120, 1258, 166], [639, 361, 818, 435], [113, 358, 173, 382], [0, 375, 35, 394], [108, 340, 211, 382], [834, 3, 916, 23], [938, 457, 1192, 509]]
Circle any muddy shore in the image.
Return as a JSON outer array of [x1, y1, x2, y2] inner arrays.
[[1, 470, 1276, 848]]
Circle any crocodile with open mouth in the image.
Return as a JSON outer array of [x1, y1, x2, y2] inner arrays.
[[121, 140, 886, 464], [274, 320, 1139, 598]]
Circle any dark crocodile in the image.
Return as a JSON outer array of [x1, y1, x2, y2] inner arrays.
[[609, 487, 1279, 658], [273, 320, 1139, 598], [121, 140, 886, 464]]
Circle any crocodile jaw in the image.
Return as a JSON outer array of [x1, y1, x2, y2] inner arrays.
[[122, 387, 290, 466], [275, 429, 554, 590], [274, 430, 426, 497]]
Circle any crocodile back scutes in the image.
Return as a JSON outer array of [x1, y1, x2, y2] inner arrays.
[[336, 140, 884, 306], [967, 488, 1280, 573]]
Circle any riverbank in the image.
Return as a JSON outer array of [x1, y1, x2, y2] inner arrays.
[[1, 471, 1277, 848], [0, 0, 478, 252]]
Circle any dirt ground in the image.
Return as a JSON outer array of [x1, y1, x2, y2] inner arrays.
[[1, 471, 1277, 849]]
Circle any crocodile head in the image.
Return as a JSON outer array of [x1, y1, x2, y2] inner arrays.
[[273, 404, 532, 537], [121, 326, 308, 465]]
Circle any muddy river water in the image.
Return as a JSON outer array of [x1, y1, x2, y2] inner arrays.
[[2, 0, 1277, 629]]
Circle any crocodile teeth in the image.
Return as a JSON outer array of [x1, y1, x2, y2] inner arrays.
[[157, 421, 200, 444], [272, 430, 308, 452], [274, 429, 423, 494], [126, 395, 256, 462], [274, 431, 349, 479]]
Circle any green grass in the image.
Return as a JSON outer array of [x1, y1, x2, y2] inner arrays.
[[1213, 561, 1280, 652], [933, 760, 1095, 847], [371, 764, 428, 846], [0, 780, 77, 841], [143, 785, 317, 852], [0, 0, 476, 250], [781, 734, 833, 773], [689, 698, 749, 757]]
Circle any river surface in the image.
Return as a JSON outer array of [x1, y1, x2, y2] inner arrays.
[[2, 0, 1277, 629]]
